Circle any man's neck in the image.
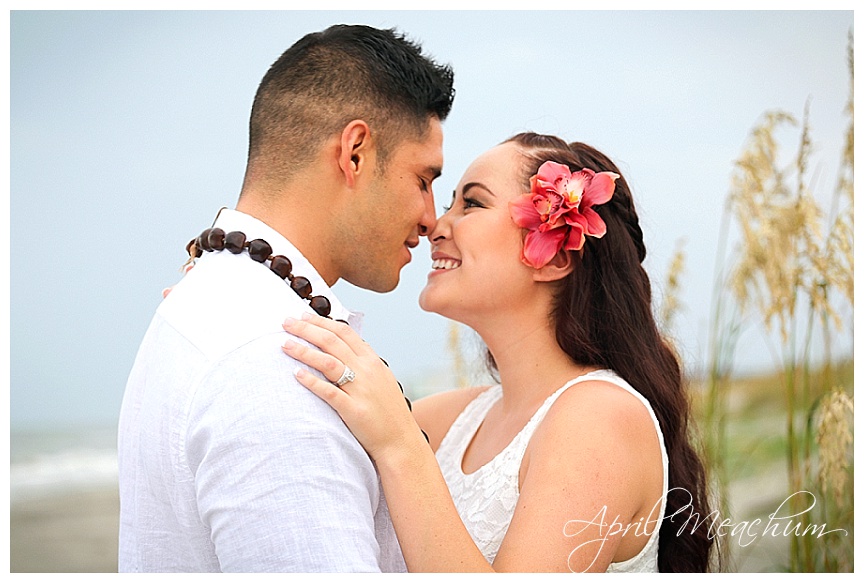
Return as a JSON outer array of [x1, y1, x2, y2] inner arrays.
[[235, 192, 339, 287]]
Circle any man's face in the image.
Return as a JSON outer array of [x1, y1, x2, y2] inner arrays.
[[337, 117, 443, 293]]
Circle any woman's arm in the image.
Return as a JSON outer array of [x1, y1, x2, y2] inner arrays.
[[285, 316, 492, 572], [282, 314, 662, 572], [371, 424, 495, 572], [283, 314, 493, 572]]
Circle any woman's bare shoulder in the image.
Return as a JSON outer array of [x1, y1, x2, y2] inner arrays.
[[538, 378, 659, 452], [523, 378, 662, 491], [412, 385, 491, 452]]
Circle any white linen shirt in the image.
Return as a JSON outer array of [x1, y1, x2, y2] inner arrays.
[[118, 209, 405, 572]]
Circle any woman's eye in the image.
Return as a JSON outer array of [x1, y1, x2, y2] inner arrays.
[[442, 197, 482, 214]]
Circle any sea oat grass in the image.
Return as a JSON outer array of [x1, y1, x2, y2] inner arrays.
[[815, 387, 853, 506], [700, 33, 853, 571], [447, 321, 469, 389]]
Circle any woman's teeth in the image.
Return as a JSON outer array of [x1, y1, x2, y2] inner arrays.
[[432, 258, 462, 270]]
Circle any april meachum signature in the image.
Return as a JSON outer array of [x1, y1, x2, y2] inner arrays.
[[562, 488, 848, 572]]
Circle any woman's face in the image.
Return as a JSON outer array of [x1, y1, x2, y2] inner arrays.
[[418, 142, 540, 325]]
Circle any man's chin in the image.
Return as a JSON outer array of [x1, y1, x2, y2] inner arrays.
[[344, 271, 400, 294]]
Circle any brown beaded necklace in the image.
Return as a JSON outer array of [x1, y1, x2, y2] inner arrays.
[[188, 227, 335, 318], [186, 226, 428, 442]]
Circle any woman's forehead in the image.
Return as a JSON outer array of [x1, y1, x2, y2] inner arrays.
[[456, 143, 526, 194]]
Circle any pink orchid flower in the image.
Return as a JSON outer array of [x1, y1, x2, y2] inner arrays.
[[509, 161, 619, 268]]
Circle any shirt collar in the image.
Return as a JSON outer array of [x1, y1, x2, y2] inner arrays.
[[210, 208, 361, 328]]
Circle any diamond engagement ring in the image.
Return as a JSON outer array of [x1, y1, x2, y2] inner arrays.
[[334, 365, 356, 387]]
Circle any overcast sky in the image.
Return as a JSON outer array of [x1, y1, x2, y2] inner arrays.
[[8, 9, 855, 430]]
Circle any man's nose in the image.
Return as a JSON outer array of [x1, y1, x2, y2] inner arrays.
[[418, 191, 438, 237]]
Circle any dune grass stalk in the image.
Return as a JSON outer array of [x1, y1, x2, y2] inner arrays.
[[711, 34, 854, 570]]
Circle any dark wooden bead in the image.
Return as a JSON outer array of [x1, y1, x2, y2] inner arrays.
[[309, 295, 332, 317], [185, 239, 202, 258], [186, 227, 364, 332], [248, 239, 272, 263], [290, 276, 313, 298], [197, 229, 213, 251], [270, 255, 292, 279], [207, 228, 226, 251], [224, 231, 246, 254]]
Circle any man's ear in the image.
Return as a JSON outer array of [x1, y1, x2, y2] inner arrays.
[[337, 120, 374, 188], [533, 248, 576, 283]]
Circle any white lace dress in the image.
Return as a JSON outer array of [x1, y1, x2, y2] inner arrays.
[[435, 369, 668, 572]]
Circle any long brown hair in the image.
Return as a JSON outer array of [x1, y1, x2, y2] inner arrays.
[[503, 133, 716, 572]]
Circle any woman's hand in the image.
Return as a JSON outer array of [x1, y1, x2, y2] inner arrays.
[[282, 314, 427, 462]]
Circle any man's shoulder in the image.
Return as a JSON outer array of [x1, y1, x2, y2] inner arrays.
[[156, 252, 309, 360]]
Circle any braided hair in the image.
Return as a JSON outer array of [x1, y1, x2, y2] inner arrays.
[[502, 133, 716, 572]]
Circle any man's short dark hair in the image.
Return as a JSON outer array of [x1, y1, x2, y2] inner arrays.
[[246, 24, 455, 182]]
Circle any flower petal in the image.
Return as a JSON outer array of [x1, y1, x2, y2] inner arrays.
[[534, 192, 564, 221], [534, 161, 572, 195], [574, 207, 607, 238], [538, 216, 566, 232], [564, 170, 592, 205], [548, 198, 574, 224], [563, 222, 586, 252], [581, 171, 619, 207], [509, 194, 543, 229], [522, 227, 567, 268]]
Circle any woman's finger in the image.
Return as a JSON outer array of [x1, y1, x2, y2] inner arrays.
[[282, 316, 355, 362], [282, 340, 348, 384], [292, 313, 372, 356], [294, 367, 351, 413]]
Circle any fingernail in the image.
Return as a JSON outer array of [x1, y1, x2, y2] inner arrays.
[[301, 312, 313, 321], [283, 339, 295, 350], [294, 367, 307, 379], [283, 317, 296, 327]]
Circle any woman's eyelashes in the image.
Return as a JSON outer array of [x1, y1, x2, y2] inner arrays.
[[442, 196, 484, 213]]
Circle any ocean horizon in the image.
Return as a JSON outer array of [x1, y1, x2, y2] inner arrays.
[[10, 422, 119, 503]]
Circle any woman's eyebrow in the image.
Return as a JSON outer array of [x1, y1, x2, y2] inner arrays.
[[461, 182, 497, 197]]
